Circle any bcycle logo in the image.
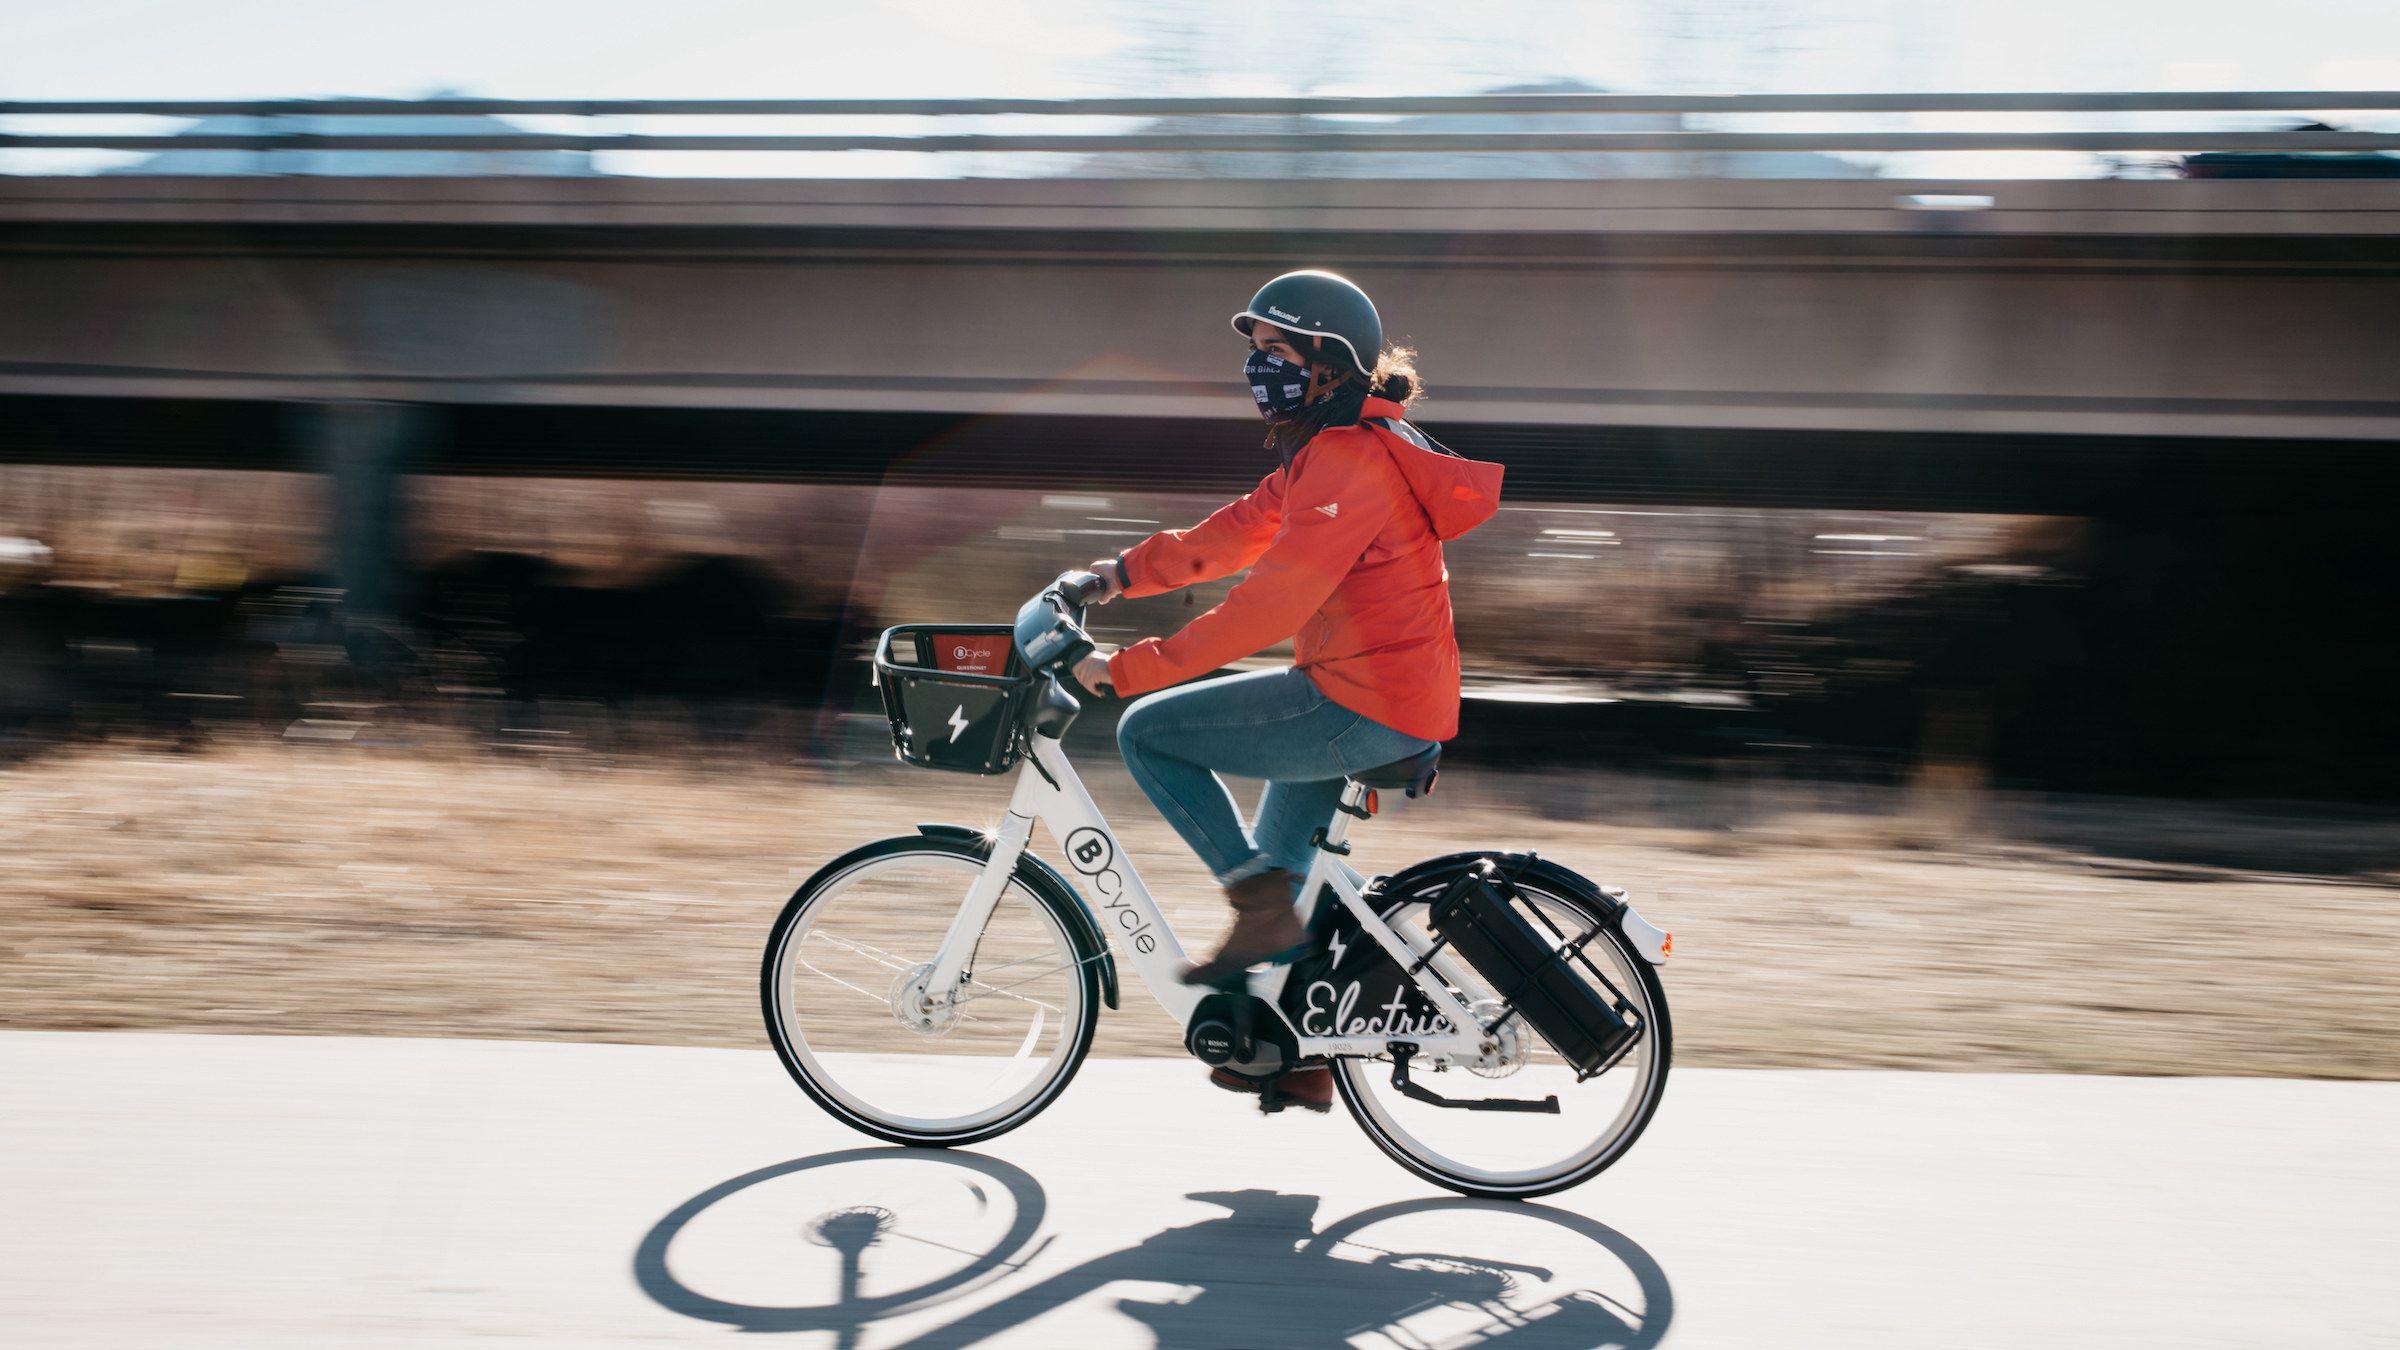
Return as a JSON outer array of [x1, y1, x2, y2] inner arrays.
[[1062, 826, 1156, 955], [930, 633, 1011, 676]]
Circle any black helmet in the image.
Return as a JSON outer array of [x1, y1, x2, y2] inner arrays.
[[1231, 271, 1382, 374]]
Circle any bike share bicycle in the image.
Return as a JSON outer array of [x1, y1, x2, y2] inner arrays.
[[763, 571, 1674, 1198]]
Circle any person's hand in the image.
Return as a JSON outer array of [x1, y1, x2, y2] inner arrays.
[[1072, 648, 1116, 697], [1084, 558, 1125, 604]]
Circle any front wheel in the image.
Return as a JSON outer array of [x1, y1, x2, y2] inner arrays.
[[1334, 864, 1672, 1199], [763, 835, 1101, 1146]]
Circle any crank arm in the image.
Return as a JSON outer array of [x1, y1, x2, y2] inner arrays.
[[1387, 1041, 1559, 1114]]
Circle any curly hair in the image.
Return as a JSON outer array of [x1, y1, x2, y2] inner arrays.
[[1365, 345, 1423, 406]]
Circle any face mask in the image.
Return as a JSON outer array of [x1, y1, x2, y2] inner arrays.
[[1245, 348, 1313, 420]]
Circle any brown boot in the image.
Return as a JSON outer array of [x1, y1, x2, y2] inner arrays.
[[1208, 1064, 1334, 1114], [1178, 868, 1303, 985]]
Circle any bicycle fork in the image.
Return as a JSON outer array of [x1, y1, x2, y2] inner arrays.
[[914, 794, 1039, 1025]]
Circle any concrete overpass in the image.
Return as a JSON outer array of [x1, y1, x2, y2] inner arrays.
[[3, 174, 2397, 510], [2, 171, 2395, 799]]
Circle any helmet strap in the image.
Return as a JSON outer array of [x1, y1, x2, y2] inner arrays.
[[1303, 340, 1345, 408]]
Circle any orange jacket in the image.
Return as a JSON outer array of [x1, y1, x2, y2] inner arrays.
[[1105, 397, 1504, 742]]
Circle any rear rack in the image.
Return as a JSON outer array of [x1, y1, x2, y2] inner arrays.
[[1415, 854, 1646, 1081]]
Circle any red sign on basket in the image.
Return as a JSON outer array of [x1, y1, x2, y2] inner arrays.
[[931, 634, 1012, 676]]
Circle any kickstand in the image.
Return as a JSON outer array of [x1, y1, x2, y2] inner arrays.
[[1388, 1042, 1560, 1114]]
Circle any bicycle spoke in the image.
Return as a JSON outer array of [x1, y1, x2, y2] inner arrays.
[[804, 929, 916, 971], [955, 966, 1071, 1011]]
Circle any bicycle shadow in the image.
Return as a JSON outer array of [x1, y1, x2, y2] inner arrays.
[[635, 1147, 1671, 1349]]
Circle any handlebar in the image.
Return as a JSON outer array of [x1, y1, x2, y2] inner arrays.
[[1012, 570, 1107, 676]]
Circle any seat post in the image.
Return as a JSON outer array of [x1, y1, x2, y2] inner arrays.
[[1320, 781, 1370, 852]]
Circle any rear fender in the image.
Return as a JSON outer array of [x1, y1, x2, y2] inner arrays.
[[1615, 903, 1671, 965]]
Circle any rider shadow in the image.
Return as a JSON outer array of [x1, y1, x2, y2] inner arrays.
[[635, 1148, 1672, 1349]]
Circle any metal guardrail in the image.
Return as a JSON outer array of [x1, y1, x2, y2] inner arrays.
[[11, 132, 2399, 154], [11, 92, 2400, 115], [4, 93, 2398, 155]]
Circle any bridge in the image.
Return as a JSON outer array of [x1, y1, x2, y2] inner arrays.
[[4, 160, 2398, 516], [1, 100, 2395, 794]]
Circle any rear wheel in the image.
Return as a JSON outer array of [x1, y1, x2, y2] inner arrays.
[[1334, 869, 1671, 1199], [763, 835, 1100, 1145]]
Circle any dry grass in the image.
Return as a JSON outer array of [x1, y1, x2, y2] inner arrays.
[[4, 740, 2397, 1078]]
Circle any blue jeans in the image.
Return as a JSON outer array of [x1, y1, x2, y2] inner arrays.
[[1116, 667, 1437, 886]]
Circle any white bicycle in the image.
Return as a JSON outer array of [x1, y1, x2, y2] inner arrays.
[[762, 572, 1674, 1199]]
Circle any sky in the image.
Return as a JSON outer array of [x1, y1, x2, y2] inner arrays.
[[4, 0, 2397, 177]]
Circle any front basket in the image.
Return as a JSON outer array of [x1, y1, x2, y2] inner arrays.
[[875, 625, 1033, 775]]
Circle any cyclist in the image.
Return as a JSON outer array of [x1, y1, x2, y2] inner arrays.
[[1070, 270, 1503, 1109]]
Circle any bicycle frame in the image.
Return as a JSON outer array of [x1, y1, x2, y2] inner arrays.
[[920, 732, 1493, 1064]]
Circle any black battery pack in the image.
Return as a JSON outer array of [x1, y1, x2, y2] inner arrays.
[[1427, 862, 1636, 1078]]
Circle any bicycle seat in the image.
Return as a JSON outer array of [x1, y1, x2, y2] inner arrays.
[[1348, 743, 1441, 798]]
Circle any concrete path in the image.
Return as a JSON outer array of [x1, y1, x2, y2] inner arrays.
[[2, 1031, 2394, 1349]]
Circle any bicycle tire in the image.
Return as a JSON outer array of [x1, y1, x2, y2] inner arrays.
[[762, 834, 1103, 1146], [1332, 858, 1672, 1199]]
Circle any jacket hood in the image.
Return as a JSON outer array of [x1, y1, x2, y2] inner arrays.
[[1357, 397, 1504, 541]]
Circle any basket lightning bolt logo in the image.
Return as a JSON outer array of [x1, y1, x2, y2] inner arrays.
[[1326, 928, 1348, 968], [947, 704, 970, 743]]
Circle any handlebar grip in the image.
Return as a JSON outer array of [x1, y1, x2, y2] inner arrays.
[[1054, 570, 1108, 608]]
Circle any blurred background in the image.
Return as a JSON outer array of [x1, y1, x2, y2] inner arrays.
[[2, 1, 2396, 1075]]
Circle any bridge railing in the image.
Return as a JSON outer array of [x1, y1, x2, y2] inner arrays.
[[4, 92, 2399, 157]]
